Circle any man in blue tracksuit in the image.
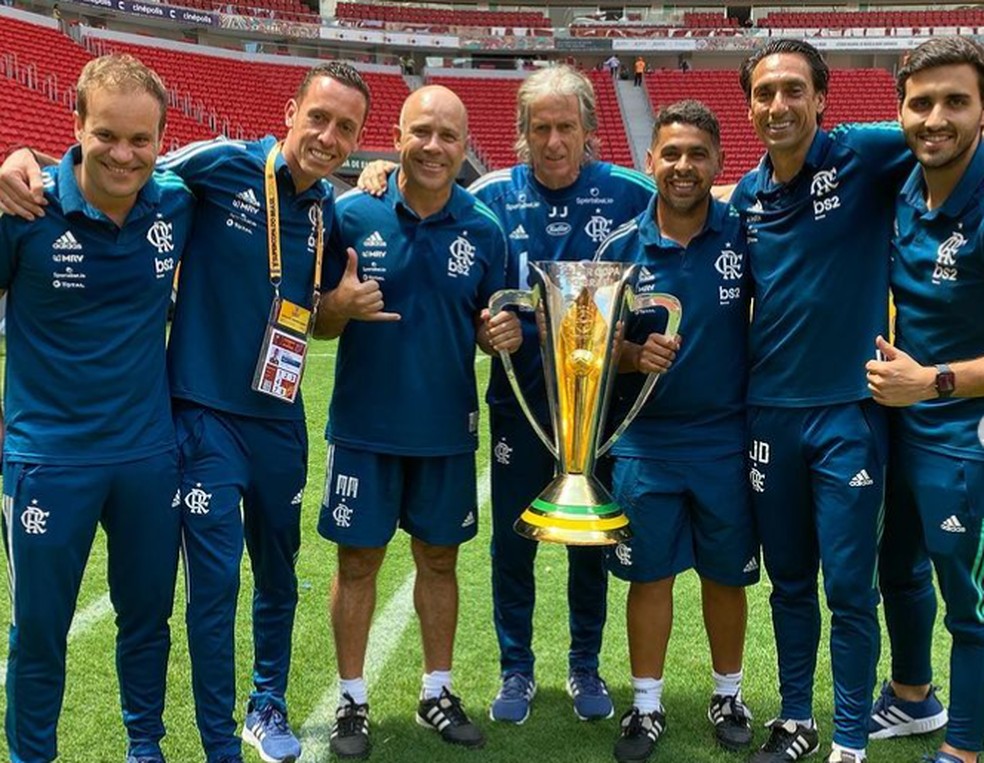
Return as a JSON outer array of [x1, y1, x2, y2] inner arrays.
[[469, 65, 655, 725], [866, 36, 984, 763], [316, 86, 520, 761], [730, 39, 912, 763], [595, 100, 758, 762], [155, 63, 369, 763], [0, 55, 193, 763]]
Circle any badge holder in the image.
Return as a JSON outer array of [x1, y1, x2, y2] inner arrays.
[[251, 296, 312, 404]]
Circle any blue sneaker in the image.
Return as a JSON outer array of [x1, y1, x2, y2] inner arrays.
[[242, 702, 302, 763], [126, 756, 164, 763], [869, 680, 948, 740], [490, 673, 536, 724], [567, 668, 614, 721], [216, 757, 245, 763]]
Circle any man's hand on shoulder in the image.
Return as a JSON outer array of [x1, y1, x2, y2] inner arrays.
[[0, 148, 50, 220]]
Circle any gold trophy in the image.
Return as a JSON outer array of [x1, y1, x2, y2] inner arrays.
[[489, 261, 682, 545]]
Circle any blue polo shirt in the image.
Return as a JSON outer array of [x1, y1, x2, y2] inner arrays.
[[892, 139, 984, 461], [596, 196, 749, 460], [0, 146, 194, 464], [470, 161, 655, 411], [326, 172, 507, 456], [158, 136, 334, 421], [731, 123, 912, 407]]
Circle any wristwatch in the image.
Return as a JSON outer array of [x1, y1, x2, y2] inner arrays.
[[935, 364, 955, 398]]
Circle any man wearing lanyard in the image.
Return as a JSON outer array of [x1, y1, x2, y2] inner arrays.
[[0, 62, 372, 763], [315, 85, 520, 760], [866, 36, 984, 763], [0, 55, 194, 763]]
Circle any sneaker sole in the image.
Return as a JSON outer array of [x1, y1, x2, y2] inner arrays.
[[489, 704, 531, 724], [241, 726, 300, 763], [869, 709, 948, 740], [328, 739, 371, 761], [415, 714, 486, 748], [566, 683, 614, 721]]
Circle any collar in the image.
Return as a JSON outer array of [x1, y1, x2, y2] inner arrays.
[[388, 169, 462, 222], [525, 162, 594, 203], [57, 145, 160, 222], [899, 138, 984, 221], [636, 193, 723, 250], [754, 127, 830, 195]]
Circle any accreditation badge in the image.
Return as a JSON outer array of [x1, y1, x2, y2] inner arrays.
[[251, 297, 313, 404]]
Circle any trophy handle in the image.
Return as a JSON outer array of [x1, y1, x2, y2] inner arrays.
[[488, 288, 559, 460], [597, 291, 683, 457]]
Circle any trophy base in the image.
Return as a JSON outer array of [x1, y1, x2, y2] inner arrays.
[[514, 473, 631, 546]]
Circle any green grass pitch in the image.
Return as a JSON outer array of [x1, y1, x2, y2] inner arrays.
[[0, 342, 950, 762]]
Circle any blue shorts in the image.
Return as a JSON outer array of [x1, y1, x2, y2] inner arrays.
[[317, 442, 478, 548], [607, 453, 759, 585]]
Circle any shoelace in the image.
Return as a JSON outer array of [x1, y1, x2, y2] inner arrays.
[[436, 688, 470, 725], [499, 674, 532, 700], [622, 709, 649, 736], [761, 721, 797, 752], [571, 669, 605, 695], [257, 704, 290, 734], [336, 692, 369, 732], [721, 695, 750, 724]]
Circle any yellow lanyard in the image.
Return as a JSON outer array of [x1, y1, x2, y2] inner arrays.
[[263, 141, 324, 307]]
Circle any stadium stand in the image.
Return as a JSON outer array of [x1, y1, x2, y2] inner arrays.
[[334, 2, 547, 29], [683, 12, 737, 28], [84, 36, 408, 152], [645, 68, 898, 184], [760, 8, 984, 29]]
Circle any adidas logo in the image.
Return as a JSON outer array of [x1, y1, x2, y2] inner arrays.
[[639, 266, 655, 284], [236, 188, 261, 206], [461, 511, 476, 528], [743, 557, 759, 573], [849, 469, 874, 487], [171, 489, 181, 509], [291, 489, 304, 506], [941, 515, 966, 533], [509, 224, 528, 240], [52, 231, 82, 251], [363, 231, 386, 247]]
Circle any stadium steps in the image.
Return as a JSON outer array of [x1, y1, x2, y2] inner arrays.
[[615, 77, 653, 171]]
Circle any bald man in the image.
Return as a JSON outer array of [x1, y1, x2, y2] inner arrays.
[[314, 86, 519, 759]]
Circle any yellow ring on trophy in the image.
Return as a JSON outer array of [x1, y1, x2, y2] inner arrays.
[[520, 513, 628, 532]]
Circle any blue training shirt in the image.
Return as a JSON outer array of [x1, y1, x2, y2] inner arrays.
[[326, 172, 507, 456], [731, 123, 912, 407], [596, 195, 750, 460], [892, 139, 984, 461], [158, 136, 334, 421], [0, 146, 194, 464], [469, 161, 654, 411]]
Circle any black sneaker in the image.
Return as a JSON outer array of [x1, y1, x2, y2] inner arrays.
[[613, 707, 666, 763], [329, 693, 371, 760], [416, 688, 485, 748], [750, 719, 820, 762], [707, 693, 753, 751]]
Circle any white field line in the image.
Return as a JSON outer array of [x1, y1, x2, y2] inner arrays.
[[298, 468, 492, 761], [0, 592, 113, 686]]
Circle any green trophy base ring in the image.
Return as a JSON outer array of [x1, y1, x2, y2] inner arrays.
[[514, 473, 632, 546]]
